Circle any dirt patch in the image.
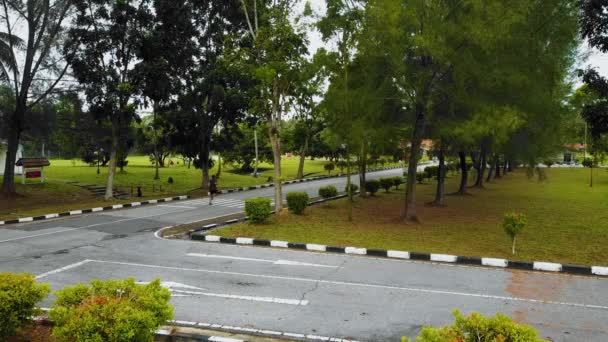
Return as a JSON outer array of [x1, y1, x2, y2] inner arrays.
[[505, 269, 575, 301]]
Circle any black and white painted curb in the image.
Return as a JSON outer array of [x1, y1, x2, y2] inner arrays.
[[220, 166, 403, 194], [169, 319, 360, 342], [192, 234, 608, 278], [0, 195, 190, 226]]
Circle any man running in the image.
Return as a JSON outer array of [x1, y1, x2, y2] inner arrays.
[[209, 175, 218, 205]]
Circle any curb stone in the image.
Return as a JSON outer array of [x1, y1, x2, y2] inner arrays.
[[192, 234, 606, 277], [0, 195, 190, 226]]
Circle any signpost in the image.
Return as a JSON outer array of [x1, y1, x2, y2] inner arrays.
[[16, 158, 50, 185]]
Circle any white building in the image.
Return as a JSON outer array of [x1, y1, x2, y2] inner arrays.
[[0, 140, 23, 176]]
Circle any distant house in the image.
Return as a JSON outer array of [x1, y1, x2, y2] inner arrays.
[[559, 143, 585, 165], [0, 140, 24, 176]]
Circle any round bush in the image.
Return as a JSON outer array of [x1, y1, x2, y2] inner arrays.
[[286, 192, 309, 214], [245, 197, 273, 223], [379, 178, 394, 193], [0, 273, 50, 339], [318, 185, 338, 199], [345, 183, 359, 193], [49, 278, 173, 342], [416, 172, 426, 184], [392, 176, 404, 189], [365, 179, 380, 195]]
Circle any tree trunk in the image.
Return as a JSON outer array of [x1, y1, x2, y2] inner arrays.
[[473, 144, 487, 188], [1, 113, 21, 195], [346, 149, 353, 221], [486, 156, 495, 183], [508, 160, 514, 172], [200, 136, 210, 190], [359, 142, 368, 198], [503, 160, 508, 174], [430, 143, 446, 206], [494, 156, 501, 178], [403, 106, 425, 223], [104, 120, 120, 200], [455, 151, 469, 195], [296, 136, 308, 179], [269, 118, 282, 213], [153, 103, 160, 180]]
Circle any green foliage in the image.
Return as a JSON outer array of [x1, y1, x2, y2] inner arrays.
[[503, 213, 527, 254], [286, 192, 309, 215], [319, 185, 338, 199], [345, 183, 359, 193], [409, 310, 544, 342], [416, 172, 426, 184], [582, 158, 594, 168], [543, 160, 554, 168], [324, 162, 335, 174], [424, 166, 438, 180], [392, 176, 404, 189], [0, 273, 50, 339], [245, 197, 273, 223], [49, 278, 173, 342], [379, 177, 394, 193], [365, 179, 380, 195]]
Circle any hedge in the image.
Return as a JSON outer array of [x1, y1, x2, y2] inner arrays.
[[365, 179, 380, 195], [245, 197, 273, 223], [318, 185, 338, 199], [0, 273, 50, 339], [286, 192, 309, 214]]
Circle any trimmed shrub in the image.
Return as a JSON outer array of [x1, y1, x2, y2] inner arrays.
[[365, 179, 380, 195], [318, 185, 338, 199], [167, 177, 174, 184], [407, 310, 544, 342], [379, 178, 394, 193], [543, 160, 554, 168], [503, 213, 527, 255], [345, 183, 359, 193], [582, 158, 594, 168], [336, 161, 347, 173], [324, 163, 335, 175], [286, 192, 309, 214], [424, 166, 438, 180], [392, 176, 404, 190], [49, 278, 173, 342], [245, 197, 273, 223], [416, 172, 426, 184], [0, 273, 50, 339]]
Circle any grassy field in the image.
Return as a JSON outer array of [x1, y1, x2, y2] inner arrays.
[[1, 155, 398, 221], [214, 167, 608, 266]]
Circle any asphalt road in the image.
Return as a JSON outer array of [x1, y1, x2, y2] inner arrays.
[[1, 168, 607, 341]]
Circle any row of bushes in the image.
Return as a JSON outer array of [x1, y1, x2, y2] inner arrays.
[[1, 273, 173, 341], [244, 177, 406, 223]]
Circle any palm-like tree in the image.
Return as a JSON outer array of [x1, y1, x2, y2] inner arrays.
[[0, 31, 23, 82]]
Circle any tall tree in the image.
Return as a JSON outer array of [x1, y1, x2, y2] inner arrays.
[[1, 0, 73, 195], [67, 0, 153, 199], [240, 0, 308, 213]]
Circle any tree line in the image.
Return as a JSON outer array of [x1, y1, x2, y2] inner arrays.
[[0, 0, 592, 224]]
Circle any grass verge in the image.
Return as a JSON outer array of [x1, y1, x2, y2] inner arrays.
[[213, 168, 608, 266]]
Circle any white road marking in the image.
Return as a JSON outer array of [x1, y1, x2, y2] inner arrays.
[[136, 281, 206, 291], [159, 205, 197, 209], [36, 260, 93, 279], [0, 208, 194, 244], [187, 253, 337, 268], [88, 259, 608, 311], [170, 289, 309, 306]]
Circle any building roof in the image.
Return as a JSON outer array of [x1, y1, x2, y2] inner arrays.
[[16, 158, 50, 168]]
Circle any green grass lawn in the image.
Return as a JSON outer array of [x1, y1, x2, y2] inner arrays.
[[44, 155, 336, 194], [214, 167, 608, 266], [2, 155, 398, 221]]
